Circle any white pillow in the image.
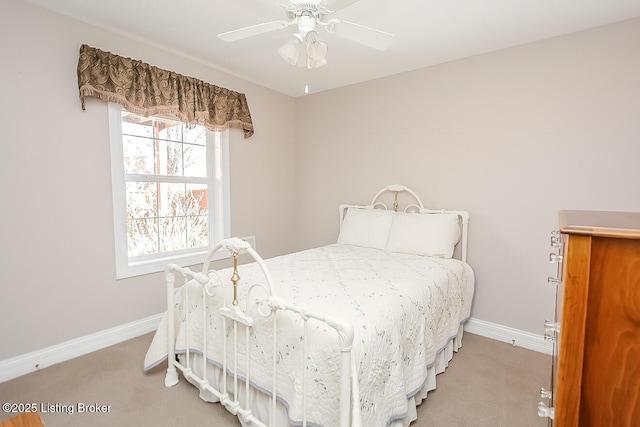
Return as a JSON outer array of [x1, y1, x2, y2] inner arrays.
[[337, 208, 394, 249], [386, 212, 461, 258]]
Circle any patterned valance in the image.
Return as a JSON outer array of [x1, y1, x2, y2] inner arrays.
[[77, 44, 254, 138]]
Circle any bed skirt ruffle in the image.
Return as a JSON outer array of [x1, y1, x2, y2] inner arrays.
[[180, 323, 465, 427], [391, 323, 464, 426]]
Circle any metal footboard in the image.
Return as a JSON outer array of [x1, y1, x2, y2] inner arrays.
[[163, 237, 354, 427]]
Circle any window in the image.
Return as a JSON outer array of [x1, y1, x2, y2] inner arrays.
[[108, 103, 230, 279]]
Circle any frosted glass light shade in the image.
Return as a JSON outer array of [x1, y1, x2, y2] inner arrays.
[[278, 31, 327, 69], [278, 34, 304, 65], [305, 30, 328, 61], [306, 56, 327, 69]]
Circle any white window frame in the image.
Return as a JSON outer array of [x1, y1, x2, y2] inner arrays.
[[108, 103, 231, 279]]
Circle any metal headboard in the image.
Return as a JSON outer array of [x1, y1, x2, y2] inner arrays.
[[339, 184, 470, 263]]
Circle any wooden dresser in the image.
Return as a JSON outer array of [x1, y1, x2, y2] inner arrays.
[[539, 211, 640, 426], [0, 412, 45, 427]]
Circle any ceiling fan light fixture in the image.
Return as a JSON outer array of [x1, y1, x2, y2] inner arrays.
[[278, 33, 304, 65], [306, 56, 327, 69], [296, 43, 309, 68], [217, 0, 396, 72], [305, 30, 328, 62]]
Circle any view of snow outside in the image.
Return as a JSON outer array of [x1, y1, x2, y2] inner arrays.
[[121, 112, 209, 258]]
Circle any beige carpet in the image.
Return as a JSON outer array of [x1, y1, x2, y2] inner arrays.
[[0, 332, 550, 426]]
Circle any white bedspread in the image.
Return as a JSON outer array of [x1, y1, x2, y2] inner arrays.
[[144, 244, 474, 427]]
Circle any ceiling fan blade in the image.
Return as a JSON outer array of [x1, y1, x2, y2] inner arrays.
[[322, 0, 360, 12], [325, 19, 394, 51], [218, 20, 292, 42]]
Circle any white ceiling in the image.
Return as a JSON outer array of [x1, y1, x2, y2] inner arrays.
[[23, 0, 640, 97]]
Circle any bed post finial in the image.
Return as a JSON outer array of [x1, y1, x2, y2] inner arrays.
[[231, 252, 240, 306], [393, 191, 399, 212]]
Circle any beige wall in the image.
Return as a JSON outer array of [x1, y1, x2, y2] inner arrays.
[[0, 0, 296, 360], [293, 17, 640, 335], [2, 0, 639, 362]]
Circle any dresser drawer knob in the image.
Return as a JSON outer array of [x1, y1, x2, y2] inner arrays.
[[544, 320, 560, 332], [537, 401, 555, 419], [549, 253, 563, 263], [547, 276, 562, 286], [540, 387, 553, 399], [543, 319, 559, 342]]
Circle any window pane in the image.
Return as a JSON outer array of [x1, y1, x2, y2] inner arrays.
[[184, 125, 206, 145], [159, 217, 187, 252], [123, 135, 154, 175], [126, 182, 157, 220], [188, 214, 209, 248], [157, 121, 182, 142], [128, 218, 158, 256], [183, 144, 207, 178], [122, 114, 153, 138], [186, 184, 207, 214], [158, 140, 183, 176], [158, 183, 186, 217]]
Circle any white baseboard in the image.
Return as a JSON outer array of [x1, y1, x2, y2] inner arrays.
[[0, 314, 550, 384], [0, 313, 163, 384], [464, 317, 553, 355]]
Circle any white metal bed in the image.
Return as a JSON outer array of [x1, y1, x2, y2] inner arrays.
[[144, 185, 474, 426]]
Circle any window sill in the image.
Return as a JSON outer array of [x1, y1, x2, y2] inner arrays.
[[116, 249, 227, 280], [115, 236, 256, 280]]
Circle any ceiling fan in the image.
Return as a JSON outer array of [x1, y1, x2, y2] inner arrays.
[[217, 0, 394, 69]]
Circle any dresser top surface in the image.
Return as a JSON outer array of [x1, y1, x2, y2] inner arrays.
[[559, 210, 640, 239]]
